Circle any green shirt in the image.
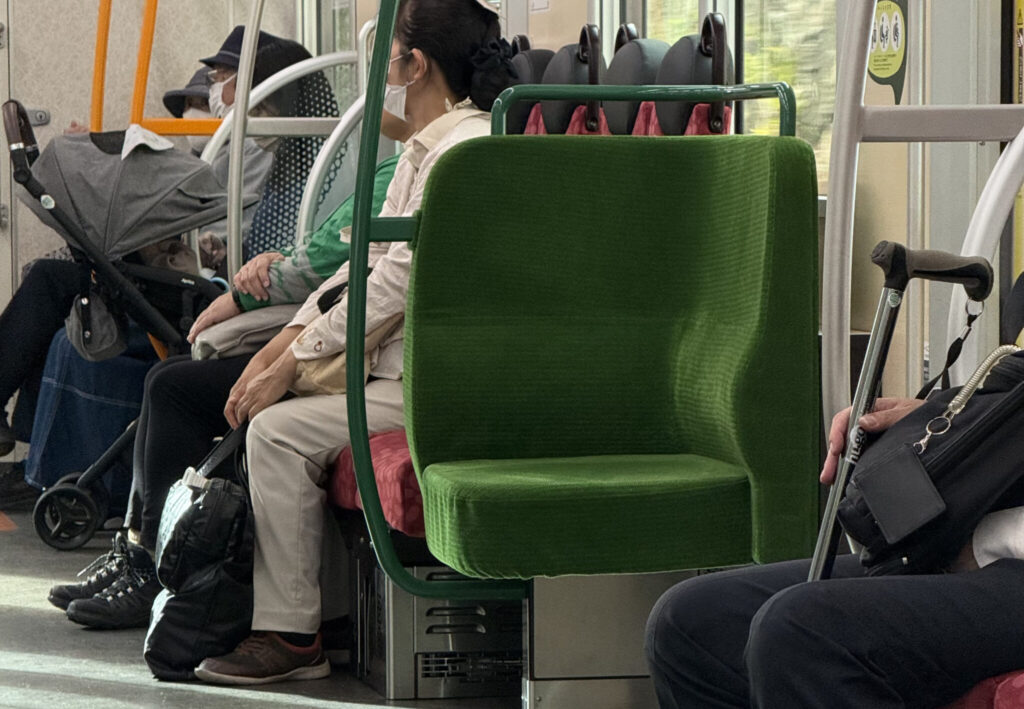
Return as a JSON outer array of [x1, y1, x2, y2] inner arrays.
[[238, 154, 400, 311]]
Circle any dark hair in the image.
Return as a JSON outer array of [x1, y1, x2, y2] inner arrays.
[[396, 0, 517, 111]]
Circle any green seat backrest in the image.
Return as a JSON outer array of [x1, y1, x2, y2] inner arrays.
[[405, 135, 819, 559]]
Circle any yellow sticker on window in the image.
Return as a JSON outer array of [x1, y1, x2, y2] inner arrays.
[[868, 0, 908, 104]]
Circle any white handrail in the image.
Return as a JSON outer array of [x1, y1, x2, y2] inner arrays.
[[946, 125, 1024, 384], [821, 1, 873, 424], [198, 50, 358, 276], [295, 94, 365, 241], [357, 19, 376, 95]]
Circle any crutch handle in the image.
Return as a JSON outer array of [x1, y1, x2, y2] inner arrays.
[[872, 241, 993, 301]]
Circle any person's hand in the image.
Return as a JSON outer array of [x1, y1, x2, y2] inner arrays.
[[233, 252, 284, 301], [225, 349, 297, 428], [187, 292, 241, 343], [820, 397, 926, 485], [199, 232, 227, 270], [64, 120, 89, 135]]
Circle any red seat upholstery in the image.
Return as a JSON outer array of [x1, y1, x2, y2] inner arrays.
[[330, 429, 425, 538], [944, 673, 1024, 709]]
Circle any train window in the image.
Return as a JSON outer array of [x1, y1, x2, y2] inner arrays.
[[643, 0, 836, 191], [742, 1, 836, 191], [645, 0, 701, 43]]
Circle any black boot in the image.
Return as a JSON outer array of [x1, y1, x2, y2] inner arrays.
[[65, 541, 161, 629], [48, 531, 130, 610]]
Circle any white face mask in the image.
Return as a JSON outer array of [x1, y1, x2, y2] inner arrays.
[[383, 82, 410, 120], [383, 53, 414, 120], [182, 107, 212, 153], [208, 76, 235, 119]]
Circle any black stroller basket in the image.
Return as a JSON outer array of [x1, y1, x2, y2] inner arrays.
[[3, 100, 225, 549]]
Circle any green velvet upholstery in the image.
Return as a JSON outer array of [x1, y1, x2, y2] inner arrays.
[[404, 135, 820, 579]]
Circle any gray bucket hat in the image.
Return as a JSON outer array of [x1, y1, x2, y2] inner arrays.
[[162, 68, 210, 118]]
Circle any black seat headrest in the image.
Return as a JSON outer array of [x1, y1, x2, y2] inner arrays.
[[506, 48, 555, 134], [540, 25, 606, 134], [655, 13, 734, 135], [511, 34, 531, 53], [604, 37, 669, 135]]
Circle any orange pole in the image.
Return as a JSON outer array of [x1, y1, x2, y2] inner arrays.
[[139, 117, 222, 135], [130, 0, 159, 125], [90, 0, 113, 131]]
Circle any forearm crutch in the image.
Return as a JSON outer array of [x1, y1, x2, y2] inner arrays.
[[808, 241, 993, 581]]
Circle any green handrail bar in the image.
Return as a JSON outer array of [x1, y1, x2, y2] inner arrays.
[[345, 0, 528, 601], [490, 82, 797, 136]]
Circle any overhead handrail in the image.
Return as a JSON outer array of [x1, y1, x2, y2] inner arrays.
[[821, 0, 1024, 427], [490, 82, 796, 137], [206, 50, 356, 276], [295, 94, 365, 241]]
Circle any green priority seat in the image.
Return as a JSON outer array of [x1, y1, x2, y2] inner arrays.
[[404, 134, 820, 579]]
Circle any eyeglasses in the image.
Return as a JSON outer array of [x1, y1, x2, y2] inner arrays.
[[206, 68, 237, 84]]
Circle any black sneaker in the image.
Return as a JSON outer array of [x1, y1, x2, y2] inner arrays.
[[0, 461, 39, 512], [48, 532, 129, 611], [0, 415, 14, 457], [65, 542, 161, 629]]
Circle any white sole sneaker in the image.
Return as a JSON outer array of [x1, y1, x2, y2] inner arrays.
[[194, 658, 331, 686]]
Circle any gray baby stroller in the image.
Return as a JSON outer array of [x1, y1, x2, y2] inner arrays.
[[3, 99, 253, 549]]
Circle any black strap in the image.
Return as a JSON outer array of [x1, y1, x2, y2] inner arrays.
[[193, 424, 248, 479], [915, 310, 980, 399], [1001, 270, 1024, 346]]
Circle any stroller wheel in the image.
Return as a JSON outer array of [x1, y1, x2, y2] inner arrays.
[[49, 473, 111, 523], [33, 483, 101, 551]]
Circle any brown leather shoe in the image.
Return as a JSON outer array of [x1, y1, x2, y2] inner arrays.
[[194, 631, 330, 685]]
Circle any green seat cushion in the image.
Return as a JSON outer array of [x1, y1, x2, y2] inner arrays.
[[405, 135, 820, 578], [422, 454, 752, 578]]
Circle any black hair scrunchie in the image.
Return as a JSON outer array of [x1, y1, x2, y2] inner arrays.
[[470, 37, 519, 80]]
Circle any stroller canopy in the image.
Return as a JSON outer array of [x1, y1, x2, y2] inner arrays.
[[19, 131, 258, 260]]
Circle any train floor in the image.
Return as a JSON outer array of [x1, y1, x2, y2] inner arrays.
[[0, 508, 517, 709]]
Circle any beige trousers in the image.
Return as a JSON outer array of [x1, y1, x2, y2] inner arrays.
[[246, 378, 405, 634]]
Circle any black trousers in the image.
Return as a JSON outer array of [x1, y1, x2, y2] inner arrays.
[[0, 259, 81, 434], [127, 353, 252, 550], [645, 554, 1024, 709]]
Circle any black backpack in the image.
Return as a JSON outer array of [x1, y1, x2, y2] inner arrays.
[[144, 426, 253, 681], [837, 350, 1024, 575]]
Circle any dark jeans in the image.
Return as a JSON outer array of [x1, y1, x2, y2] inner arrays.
[[0, 259, 82, 436], [126, 353, 253, 550], [645, 555, 1024, 709]]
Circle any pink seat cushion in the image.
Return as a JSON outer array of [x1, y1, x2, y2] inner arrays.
[[683, 103, 734, 136], [943, 672, 1024, 709], [524, 103, 548, 135], [565, 105, 612, 135], [330, 429, 425, 538]]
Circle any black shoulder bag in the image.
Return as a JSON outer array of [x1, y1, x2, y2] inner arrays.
[[837, 348, 1024, 575]]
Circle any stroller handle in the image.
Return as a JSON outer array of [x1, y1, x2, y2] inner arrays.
[[3, 100, 39, 178], [872, 241, 993, 302]]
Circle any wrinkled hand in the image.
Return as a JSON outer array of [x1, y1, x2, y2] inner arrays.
[[233, 252, 284, 301], [820, 397, 926, 485], [224, 349, 297, 428], [187, 292, 241, 343]]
